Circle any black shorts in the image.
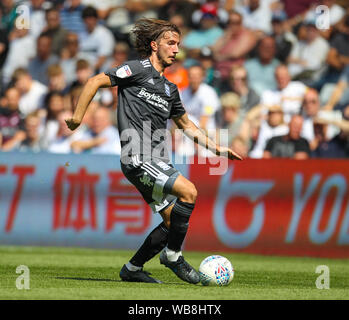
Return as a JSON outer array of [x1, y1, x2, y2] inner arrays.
[[121, 157, 180, 213]]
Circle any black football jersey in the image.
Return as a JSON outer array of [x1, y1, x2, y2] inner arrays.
[[105, 58, 186, 164]]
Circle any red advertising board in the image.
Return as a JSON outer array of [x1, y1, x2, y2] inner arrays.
[[186, 159, 349, 258]]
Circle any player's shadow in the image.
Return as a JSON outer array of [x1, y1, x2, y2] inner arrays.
[[55, 276, 188, 285], [55, 276, 122, 283]]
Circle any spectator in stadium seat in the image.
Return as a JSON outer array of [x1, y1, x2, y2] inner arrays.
[[26, 0, 49, 39], [60, 32, 83, 86], [17, 111, 44, 153], [245, 36, 280, 96], [221, 66, 260, 113], [14, 68, 48, 116], [212, 10, 257, 80], [216, 92, 245, 147], [300, 88, 321, 148], [47, 64, 69, 94], [182, 3, 223, 59], [310, 118, 349, 158], [271, 13, 296, 64], [60, 0, 87, 39], [71, 106, 121, 154], [316, 11, 349, 89], [0, 87, 25, 151], [41, 91, 66, 148], [323, 65, 349, 111], [68, 59, 93, 91], [249, 104, 289, 158], [46, 109, 85, 153], [0, 26, 9, 72], [79, 6, 115, 73], [259, 64, 308, 122], [2, 28, 36, 85], [101, 42, 130, 73], [180, 65, 220, 131], [0, 0, 17, 34], [236, 0, 273, 36], [28, 33, 59, 86], [263, 114, 310, 159], [177, 65, 220, 156], [41, 7, 69, 56], [287, 20, 329, 85], [197, 46, 220, 90]]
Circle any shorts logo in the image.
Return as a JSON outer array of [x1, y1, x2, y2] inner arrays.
[[157, 161, 171, 171], [165, 84, 170, 97], [116, 65, 132, 78], [140, 172, 153, 187]]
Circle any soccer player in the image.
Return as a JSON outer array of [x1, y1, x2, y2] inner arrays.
[[65, 18, 242, 284]]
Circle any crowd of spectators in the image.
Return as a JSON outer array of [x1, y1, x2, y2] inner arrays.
[[0, 0, 349, 159]]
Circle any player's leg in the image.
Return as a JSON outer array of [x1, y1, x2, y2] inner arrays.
[[124, 202, 174, 272], [120, 221, 168, 284], [159, 175, 200, 284], [119, 163, 171, 283]]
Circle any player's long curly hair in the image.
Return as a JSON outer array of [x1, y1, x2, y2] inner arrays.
[[132, 18, 181, 58]]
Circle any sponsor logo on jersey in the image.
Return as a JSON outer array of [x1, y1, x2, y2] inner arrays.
[[137, 87, 169, 112], [116, 65, 132, 78], [165, 83, 170, 97], [140, 172, 153, 187]]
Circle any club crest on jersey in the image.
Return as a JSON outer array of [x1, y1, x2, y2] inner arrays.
[[116, 65, 132, 78], [165, 84, 170, 97]]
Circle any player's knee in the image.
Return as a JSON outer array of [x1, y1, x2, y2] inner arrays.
[[180, 183, 197, 204]]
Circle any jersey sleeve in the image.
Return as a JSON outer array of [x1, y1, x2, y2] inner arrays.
[[105, 60, 145, 87], [170, 87, 186, 119]]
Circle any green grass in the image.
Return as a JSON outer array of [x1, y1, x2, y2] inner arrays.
[[0, 245, 348, 300]]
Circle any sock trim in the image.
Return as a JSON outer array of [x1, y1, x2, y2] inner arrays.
[[126, 262, 142, 271]]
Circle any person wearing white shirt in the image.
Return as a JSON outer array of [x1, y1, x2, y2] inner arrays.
[[14, 68, 48, 116], [2, 28, 36, 85], [79, 6, 115, 72], [288, 21, 329, 83], [236, 0, 273, 35], [249, 104, 289, 158], [71, 106, 121, 154], [178, 65, 220, 156], [47, 109, 85, 153], [261, 64, 307, 122]]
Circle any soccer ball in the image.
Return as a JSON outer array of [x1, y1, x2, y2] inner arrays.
[[198, 255, 234, 286]]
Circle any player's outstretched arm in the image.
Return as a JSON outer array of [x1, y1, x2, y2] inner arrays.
[[65, 73, 112, 130], [173, 113, 243, 161]]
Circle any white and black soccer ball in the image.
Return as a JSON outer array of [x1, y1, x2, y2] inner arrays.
[[198, 255, 234, 286]]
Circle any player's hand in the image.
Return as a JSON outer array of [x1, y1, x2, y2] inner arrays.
[[216, 146, 243, 161], [65, 118, 81, 131]]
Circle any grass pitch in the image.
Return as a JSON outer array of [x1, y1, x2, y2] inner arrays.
[[0, 245, 348, 300]]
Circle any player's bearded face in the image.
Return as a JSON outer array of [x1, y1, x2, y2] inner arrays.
[[156, 31, 180, 68]]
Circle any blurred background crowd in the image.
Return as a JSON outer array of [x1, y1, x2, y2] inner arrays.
[[0, 0, 349, 159]]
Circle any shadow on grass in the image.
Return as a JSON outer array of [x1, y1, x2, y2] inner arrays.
[[56, 276, 121, 282], [55, 276, 190, 286]]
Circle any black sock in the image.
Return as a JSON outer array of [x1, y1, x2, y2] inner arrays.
[[167, 200, 195, 252], [130, 222, 169, 267]]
